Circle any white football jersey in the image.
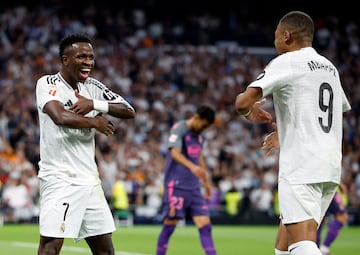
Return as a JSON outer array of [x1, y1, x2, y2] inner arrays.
[[249, 47, 351, 184], [36, 72, 134, 185]]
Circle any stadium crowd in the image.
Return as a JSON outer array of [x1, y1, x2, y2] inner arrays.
[[0, 3, 359, 225]]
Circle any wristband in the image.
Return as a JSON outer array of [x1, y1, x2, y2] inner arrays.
[[243, 109, 252, 117], [237, 108, 251, 117], [93, 99, 109, 113]]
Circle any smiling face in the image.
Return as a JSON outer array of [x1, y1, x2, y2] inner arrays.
[[61, 42, 95, 87]]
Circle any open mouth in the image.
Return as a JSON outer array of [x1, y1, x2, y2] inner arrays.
[[79, 68, 91, 79]]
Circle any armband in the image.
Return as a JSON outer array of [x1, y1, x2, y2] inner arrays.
[[93, 99, 109, 113]]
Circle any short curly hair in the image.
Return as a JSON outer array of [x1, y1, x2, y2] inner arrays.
[[59, 33, 93, 59]]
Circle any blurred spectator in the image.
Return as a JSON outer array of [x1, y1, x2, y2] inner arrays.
[[135, 177, 162, 219], [208, 180, 223, 217], [224, 184, 242, 216], [97, 144, 120, 201], [250, 181, 273, 218], [1, 171, 34, 223], [112, 171, 131, 221]]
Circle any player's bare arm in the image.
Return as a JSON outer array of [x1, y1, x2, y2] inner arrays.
[[199, 154, 212, 199], [170, 147, 208, 181], [44, 100, 115, 136], [235, 87, 272, 123], [198, 154, 211, 184]]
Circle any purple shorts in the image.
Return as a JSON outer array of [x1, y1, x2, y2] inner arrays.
[[161, 187, 209, 220]]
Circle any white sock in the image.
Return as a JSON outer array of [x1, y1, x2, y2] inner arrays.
[[275, 248, 290, 254], [319, 245, 330, 253], [288, 240, 322, 255]]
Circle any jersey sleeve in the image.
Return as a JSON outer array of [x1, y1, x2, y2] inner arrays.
[[36, 75, 62, 112], [249, 54, 293, 98], [86, 78, 135, 111], [167, 122, 185, 150]]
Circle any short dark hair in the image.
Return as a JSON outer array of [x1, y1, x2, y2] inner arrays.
[[197, 105, 215, 124], [59, 33, 93, 58], [279, 11, 314, 42]]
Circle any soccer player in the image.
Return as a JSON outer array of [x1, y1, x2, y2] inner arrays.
[[156, 105, 217, 255], [235, 10, 351, 255], [35, 33, 135, 255]]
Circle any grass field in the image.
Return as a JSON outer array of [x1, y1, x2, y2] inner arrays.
[[0, 224, 359, 255]]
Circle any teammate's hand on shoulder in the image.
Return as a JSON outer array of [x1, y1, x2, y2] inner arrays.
[[69, 90, 93, 115]]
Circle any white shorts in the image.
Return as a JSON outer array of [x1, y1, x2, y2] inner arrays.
[[278, 179, 337, 226], [39, 177, 116, 241]]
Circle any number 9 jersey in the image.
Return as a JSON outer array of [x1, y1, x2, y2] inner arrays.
[[248, 47, 351, 184]]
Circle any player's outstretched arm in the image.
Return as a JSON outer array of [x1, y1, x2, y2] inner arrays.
[[244, 99, 273, 123], [235, 87, 272, 123]]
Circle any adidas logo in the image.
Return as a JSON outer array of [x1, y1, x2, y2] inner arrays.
[[64, 100, 73, 107]]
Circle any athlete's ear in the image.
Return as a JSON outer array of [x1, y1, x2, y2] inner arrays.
[[283, 30, 291, 41], [61, 55, 68, 65]]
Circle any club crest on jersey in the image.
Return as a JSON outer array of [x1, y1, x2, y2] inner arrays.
[[60, 222, 65, 232], [256, 71, 265, 80]]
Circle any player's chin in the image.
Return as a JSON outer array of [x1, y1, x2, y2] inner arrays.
[[77, 77, 87, 83]]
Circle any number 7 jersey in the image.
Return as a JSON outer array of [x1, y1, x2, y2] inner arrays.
[[249, 47, 351, 184], [36, 72, 134, 185]]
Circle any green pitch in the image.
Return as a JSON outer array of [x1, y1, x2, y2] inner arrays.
[[0, 224, 359, 254]]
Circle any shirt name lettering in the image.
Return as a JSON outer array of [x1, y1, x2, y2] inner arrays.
[[307, 60, 337, 77]]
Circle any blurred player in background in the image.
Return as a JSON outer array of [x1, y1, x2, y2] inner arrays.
[[156, 105, 217, 255], [36, 33, 135, 255], [235, 10, 351, 255], [317, 183, 349, 255]]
